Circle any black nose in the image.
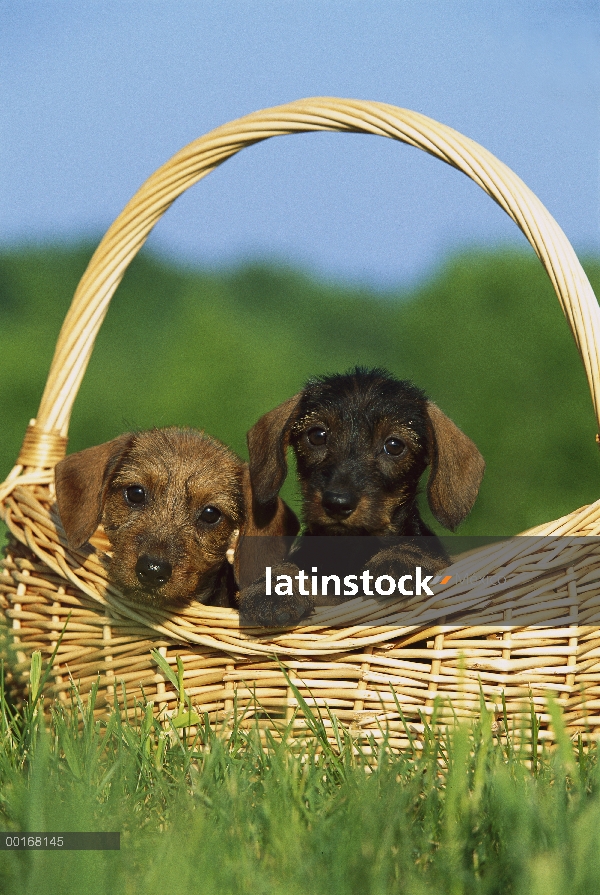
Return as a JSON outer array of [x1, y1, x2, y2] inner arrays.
[[135, 555, 173, 589], [321, 490, 359, 518]]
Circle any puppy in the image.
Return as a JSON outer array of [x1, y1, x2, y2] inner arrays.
[[54, 427, 298, 609], [239, 367, 485, 625]]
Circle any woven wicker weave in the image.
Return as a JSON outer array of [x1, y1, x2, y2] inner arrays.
[[2, 98, 600, 748]]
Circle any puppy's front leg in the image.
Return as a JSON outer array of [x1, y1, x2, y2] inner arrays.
[[238, 562, 314, 627]]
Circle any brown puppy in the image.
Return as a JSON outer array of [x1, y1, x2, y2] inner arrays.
[[239, 368, 485, 625], [54, 427, 298, 609]]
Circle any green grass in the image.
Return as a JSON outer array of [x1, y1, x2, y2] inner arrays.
[[1, 657, 600, 894]]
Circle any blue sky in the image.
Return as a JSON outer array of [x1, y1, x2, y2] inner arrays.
[[2, 2, 598, 286]]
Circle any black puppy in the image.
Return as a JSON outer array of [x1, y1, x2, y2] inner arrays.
[[239, 367, 485, 625]]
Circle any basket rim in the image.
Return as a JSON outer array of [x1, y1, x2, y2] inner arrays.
[[2, 480, 600, 659]]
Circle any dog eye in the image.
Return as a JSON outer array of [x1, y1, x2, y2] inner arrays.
[[384, 437, 407, 457], [199, 506, 222, 525], [124, 485, 146, 507], [307, 427, 327, 446]]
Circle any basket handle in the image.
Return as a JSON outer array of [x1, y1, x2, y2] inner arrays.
[[19, 97, 600, 466]]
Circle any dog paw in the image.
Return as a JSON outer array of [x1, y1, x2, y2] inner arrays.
[[238, 562, 314, 627], [365, 545, 447, 601], [366, 550, 412, 598]]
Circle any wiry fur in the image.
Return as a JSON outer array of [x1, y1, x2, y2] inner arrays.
[[290, 371, 433, 537], [54, 427, 244, 608], [55, 428, 252, 609], [239, 368, 485, 626]]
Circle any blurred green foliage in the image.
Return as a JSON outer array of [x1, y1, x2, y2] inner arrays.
[[0, 243, 598, 536]]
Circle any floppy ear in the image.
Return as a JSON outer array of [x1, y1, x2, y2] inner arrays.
[[54, 434, 135, 549], [239, 465, 300, 537], [246, 393, 302, 506], [425, 402, 485, 530], [233, 464, 300, 590]]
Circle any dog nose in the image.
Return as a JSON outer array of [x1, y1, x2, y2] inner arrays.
[[322, 490, 358, 518], [135, 555, 173, 589]]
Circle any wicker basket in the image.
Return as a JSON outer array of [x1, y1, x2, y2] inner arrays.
[[2, 98, 600, 749]]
